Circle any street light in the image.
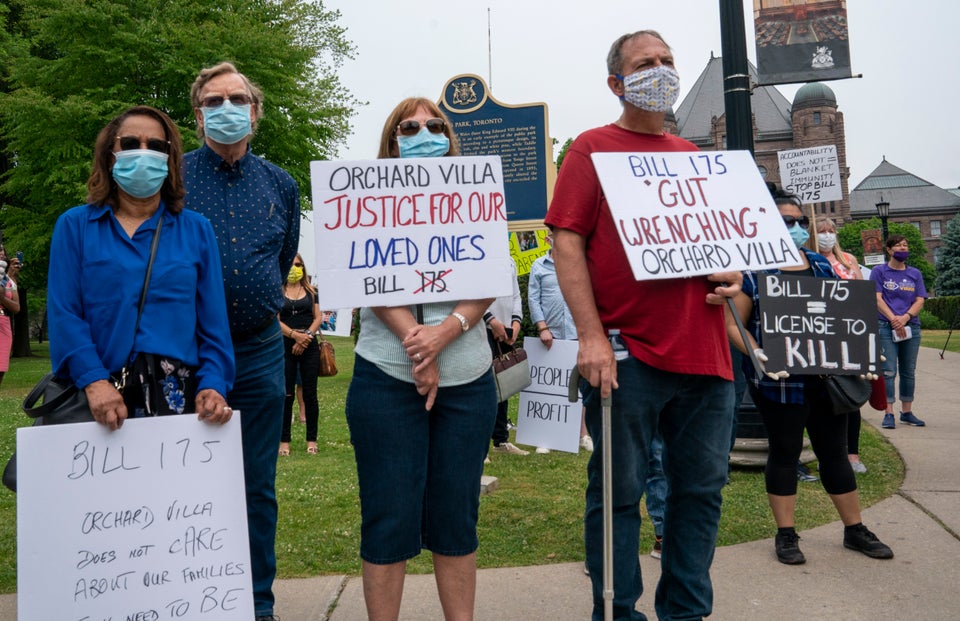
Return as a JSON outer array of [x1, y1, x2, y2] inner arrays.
[[875, 196, 890, 242]]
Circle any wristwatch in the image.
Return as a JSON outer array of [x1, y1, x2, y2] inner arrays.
[[451, 312, 469, 332]]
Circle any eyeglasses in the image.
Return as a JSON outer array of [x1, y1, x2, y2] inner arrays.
[[201, 94, 252, 108], [397, 118, 446, 136], [116, 136, 171, 154], [782, 215, 810, 228]]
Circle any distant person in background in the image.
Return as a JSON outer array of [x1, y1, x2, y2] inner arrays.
[[811, 217, 868, 473], [486, 259, 529, 456], [871, 235, 928, 429], [0, 248, 21, 389], [278, 253, 322, 456], [527, 233, 593, 452]]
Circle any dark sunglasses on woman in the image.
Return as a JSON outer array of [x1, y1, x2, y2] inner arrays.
[[396, 118, 445, 136]]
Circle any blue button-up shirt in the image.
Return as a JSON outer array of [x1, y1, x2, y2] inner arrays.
[[183, 144, 300, 335], [48, 202, 235, 395], [741, 248, 836, 404], [527, 253, 577, 339]]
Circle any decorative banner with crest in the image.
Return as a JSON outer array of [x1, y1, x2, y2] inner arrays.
[[753, 0, 852, 85]]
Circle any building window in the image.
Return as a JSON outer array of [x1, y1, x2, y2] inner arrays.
[[830, 201, 835, 213], [934, 246, 943, 266], [813, 112, 821, 124], [931, 220, 942, 237], [910, 221, 922, 232], [721, 135, 727, 148]]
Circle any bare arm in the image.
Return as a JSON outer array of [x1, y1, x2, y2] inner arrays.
[[552, 229, 617, 397]]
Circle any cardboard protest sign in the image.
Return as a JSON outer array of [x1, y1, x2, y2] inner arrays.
[[510, 229, 549, 276], [777, 145, 842, 204], [17, 415, 252, 620], [319, 307, 352, 337], [310, 156, 514, 308], [591, 150, 801, 281], [515, 339, 582, 453], [758, 274, 879, 375]]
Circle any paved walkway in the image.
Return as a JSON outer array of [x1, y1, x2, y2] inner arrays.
[[4, 348, 958, 619]]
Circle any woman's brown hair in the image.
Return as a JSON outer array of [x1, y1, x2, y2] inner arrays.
[[85, 105, 185, 213], [376, 97, 460, 159]]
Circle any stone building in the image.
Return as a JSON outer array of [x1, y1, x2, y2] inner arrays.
[[850, 158, 960, 265], [672, 53, 850, 220], [671, 53, 958, 265]]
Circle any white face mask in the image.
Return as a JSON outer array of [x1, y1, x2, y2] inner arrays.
[[817, 232, 837, 250], [618, 65, 680, 112]]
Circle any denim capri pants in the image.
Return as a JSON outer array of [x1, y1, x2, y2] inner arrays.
[[346, 355, 497, 564]]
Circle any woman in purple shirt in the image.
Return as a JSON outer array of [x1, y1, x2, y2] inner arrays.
[[870, 235, 928, 429]]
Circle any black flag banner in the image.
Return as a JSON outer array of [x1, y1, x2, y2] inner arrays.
[[754, 0, 852, 85]]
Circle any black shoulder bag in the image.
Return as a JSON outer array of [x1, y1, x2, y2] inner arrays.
[[2, 219, 162, 492]]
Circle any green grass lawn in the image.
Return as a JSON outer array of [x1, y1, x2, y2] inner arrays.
[[0, 336, 919, 592]]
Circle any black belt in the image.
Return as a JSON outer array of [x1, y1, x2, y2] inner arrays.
[[231, 316, 276, 342]]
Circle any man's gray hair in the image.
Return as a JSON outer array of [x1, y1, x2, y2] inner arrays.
[[606, 30, 670, 76]]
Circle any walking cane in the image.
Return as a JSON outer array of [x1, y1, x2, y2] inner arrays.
[[940, 306, 960, 360], [569, 366, 614, 621]]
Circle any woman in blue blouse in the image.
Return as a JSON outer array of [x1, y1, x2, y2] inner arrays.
[[48, 105, 235, 431], [725, 186, 892, 566]]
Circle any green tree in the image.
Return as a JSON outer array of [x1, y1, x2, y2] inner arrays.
[[935, 213, 960, 296], [836, 217, 936, 286], [0, 0, 360, 294], [555, 137, 573, 170]]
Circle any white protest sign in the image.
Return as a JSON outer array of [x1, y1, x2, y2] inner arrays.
[[777, 145, 842, 204], [310, 156, 514, 308], [591, 151, 802, 280], [319, 307, 353, 337], [515, 339, 582, 453], [17, 415, 252, 620]]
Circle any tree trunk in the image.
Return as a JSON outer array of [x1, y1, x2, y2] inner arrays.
[[11, 287, 31, 357]]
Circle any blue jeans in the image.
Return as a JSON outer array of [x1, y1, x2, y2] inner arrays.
[[582, 357, 733, 621], [644, 433, 666, 538], [346, 356, 497, 563], [230, 320, 286, 616], [878, 321, 921, 404]]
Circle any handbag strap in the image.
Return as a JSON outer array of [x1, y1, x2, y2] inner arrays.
[[134, 216, 163, 340], [22, 374, 72, 418]]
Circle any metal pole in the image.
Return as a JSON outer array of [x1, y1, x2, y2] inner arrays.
[[719, 0, 755, 155], [601, 391, 613, 621]]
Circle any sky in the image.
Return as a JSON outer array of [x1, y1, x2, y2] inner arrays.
[[299, 0, 959, 268]]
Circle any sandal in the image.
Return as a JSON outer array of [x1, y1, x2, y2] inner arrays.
[[307, 443, 318, 455], [278, 443, 290, 456]]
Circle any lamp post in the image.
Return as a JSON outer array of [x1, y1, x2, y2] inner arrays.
[[875, 197, 890, 243]]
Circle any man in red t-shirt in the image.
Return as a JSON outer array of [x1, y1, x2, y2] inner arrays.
[[545, 30, 741, 621]]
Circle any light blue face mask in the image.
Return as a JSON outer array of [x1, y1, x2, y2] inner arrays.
[[202, 101, 252, 145], [789, 224, 810, 247], [397, 128, 450, 158], [112, 149, 169, 198]]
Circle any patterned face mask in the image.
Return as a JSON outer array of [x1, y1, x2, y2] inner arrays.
[[617, 65, 680, 113]]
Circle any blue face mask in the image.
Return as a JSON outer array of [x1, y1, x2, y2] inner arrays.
[[202, 101, 252, 145], [397, 128, 450, 158], [112, 150, 169, 198], [789, 224, 810, 247]]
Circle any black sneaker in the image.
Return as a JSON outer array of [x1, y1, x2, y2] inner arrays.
[[775, 529, 806, 565], [843, 523, 894, 559]]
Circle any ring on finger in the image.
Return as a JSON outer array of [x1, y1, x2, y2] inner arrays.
[[415, 352, 423, 362]]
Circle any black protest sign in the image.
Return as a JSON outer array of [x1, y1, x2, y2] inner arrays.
[[759, 274, 879, 375]]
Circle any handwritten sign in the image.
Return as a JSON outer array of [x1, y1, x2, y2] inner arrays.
[[758, 274, 879, 374], [591, 150, 801, 281], [319, 307, 353, 337], [509, 229, 549, 276], [17, 415, 252, 620], [777, 145, 842, 204], [310, 156, 514, 308], [515, 339, 582, 453]]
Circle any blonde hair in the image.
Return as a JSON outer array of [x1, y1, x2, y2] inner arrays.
[[811, 217, 856, 272]]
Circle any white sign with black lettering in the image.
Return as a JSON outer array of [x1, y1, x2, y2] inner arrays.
[[777, 145, 842, 204], [759, 274, 879, 374], [17, 414, 252, 620], [515, 339, 582, 453]]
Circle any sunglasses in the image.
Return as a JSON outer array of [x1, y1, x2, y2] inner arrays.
[[782, 215, 810, 228], [397, 118, 446, 137], [116, 136, 170, 154], [293, 262, 304, 267], [201, 94, 252, 108]]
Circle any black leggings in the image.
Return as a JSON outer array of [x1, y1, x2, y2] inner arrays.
[[281, 337, 320, 443], [752, 379, 857, 497]]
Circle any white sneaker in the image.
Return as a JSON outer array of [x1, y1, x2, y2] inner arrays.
[[580, 435, 594, 452], [493, 442, 529, 456], [535, 446, 551, 454]]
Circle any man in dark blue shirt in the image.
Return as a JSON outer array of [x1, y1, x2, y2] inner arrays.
[[183, 61, 300, 621]]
